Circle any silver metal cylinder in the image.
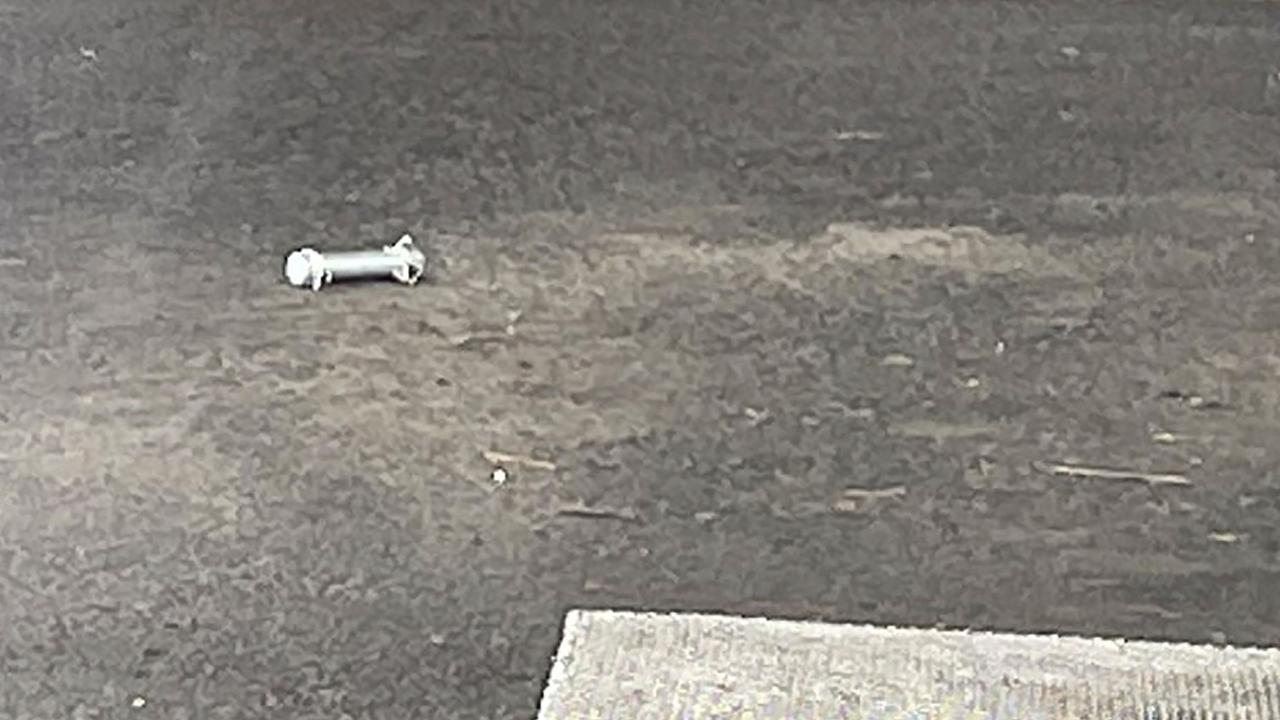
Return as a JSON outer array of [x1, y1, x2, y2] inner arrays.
[[284, 234, 426, 291], [323, 250, 411, 280]]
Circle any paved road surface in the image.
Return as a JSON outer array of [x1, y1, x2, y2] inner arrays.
[[4, 0, 1280, 718]]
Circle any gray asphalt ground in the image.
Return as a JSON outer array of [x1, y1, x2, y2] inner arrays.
[[5, 0, 1280, 718]]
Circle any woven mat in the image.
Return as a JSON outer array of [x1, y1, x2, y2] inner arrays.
[[537, 610, 1280, 719]]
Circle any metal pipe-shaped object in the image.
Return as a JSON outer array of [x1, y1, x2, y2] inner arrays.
[[284, 234, 426, 291]]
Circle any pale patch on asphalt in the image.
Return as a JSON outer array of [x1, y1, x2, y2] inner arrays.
[[813, 222, 1071, 275], [888, 418, 1009, 441], [600, 219, 1079, 290], [1051, 190, 1271, 226]]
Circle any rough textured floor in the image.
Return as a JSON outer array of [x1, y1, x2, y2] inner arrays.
[[4, 0, 1280, 718], [537, 610, 1280, 719]]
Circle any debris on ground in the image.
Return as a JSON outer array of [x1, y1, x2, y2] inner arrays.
[[833, 129, 886, 142], [556, 502, 642, 523], [504, 309, 523, 336], [450, 331, 514, 352], [284, 234, 426, 291], [489, 466, 510, 487], [1265, 67, 1280, 107], [889, 419, 1005, 442], [1031, 460, 1191, 487], [1156, 390, 1229, 411], [483, 450, 556, 472], [831, 486, 907, 513], [880, 353, 916, 368]]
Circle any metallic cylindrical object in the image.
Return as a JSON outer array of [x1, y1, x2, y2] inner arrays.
[[284, 234, 426, 291]]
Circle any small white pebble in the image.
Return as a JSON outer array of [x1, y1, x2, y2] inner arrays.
[[130, 696, 147, 709], [79, 46, 99, 62], [963, 377, 981, 389], [1059, 45, 1081, 60], [994, 340, 1006, 355], [1245, 233, 1256, 244], [1151, 431, 1178, 444], [505, 309, 522, 336], [849, 407, 877, 421], [834, 129, 886, 142], [880, 353, 915, 368], [1208, 532, 1240, 544], [490, 466, 509, 486]]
